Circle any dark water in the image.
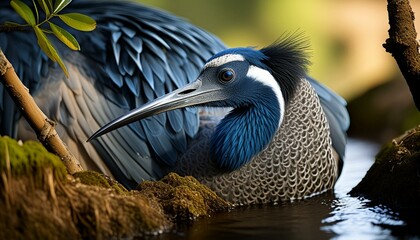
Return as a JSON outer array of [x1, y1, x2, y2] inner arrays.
[[149, 139, 419, 240]]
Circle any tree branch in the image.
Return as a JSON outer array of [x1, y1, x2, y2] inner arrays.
[[0, 50, 83, 174], [383, 0, 420, 110]]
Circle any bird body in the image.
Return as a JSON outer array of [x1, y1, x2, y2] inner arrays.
[[0, 0, 349, 205], [91, 40, 348, 205]]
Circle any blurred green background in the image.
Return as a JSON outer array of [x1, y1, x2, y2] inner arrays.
[[139, 0, 419, 142]]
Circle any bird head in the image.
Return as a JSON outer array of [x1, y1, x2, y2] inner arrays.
[[89, 34, 310, 171]]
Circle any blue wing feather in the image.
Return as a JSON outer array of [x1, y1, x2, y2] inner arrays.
[[148, 58, 166, 83], [124, 76, 138, 97], [121, 26, 136, 38], [121, 50, 136, 76], [143, 38, 168, 63], [126, 36, 143, 53], [140, 54, 155, 90], [168, 109, 184, 133]]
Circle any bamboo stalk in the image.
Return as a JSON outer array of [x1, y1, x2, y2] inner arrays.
[[0, 50, 83, 174]]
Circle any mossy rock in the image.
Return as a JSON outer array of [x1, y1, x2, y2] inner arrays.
[[73, 170, 128, 194], [138, 172, 232, 221], [350, 125, 420, 210]]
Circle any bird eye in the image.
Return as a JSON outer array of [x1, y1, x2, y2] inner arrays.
[[219, 69, 235, 82]]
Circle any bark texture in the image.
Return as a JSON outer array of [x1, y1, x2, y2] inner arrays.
[[383, 0, 420, 110]]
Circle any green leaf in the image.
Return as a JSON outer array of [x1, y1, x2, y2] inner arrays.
[[36, 0, 51, 16], [58, 13, 96, 31], [53, 0, 72, 14], [49, 22, 80, 50], [45, 0, 53, 12], [34, 26, 69, 77], [10, 0, 36, 26], [33, 26, 54, 59], [32, 0, 39, 23]]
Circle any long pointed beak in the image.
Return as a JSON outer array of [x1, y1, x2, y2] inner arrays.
[[88, 78, 224, 141]]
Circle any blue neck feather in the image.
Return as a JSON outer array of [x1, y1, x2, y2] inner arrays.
[[210, 93, 280, 171]]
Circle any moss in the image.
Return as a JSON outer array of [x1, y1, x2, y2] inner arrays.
[[161, 173, 231, 213], [0, 136, 67, 187], [138, 172, 232, 221], [73, 170, 127, 194], [350, 125, 420, 210]]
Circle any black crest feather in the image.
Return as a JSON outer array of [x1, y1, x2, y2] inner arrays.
[[260, 33, 311, 103]]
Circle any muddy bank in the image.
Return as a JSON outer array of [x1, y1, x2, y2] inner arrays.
[[0, 136, 231, 239]]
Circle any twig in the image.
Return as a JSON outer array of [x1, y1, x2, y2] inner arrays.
[[0, 50, 83, 174], [0, 24, 30, 32], [383, 0, 420, 110]]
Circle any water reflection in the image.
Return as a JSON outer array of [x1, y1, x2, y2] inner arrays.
[[153, 139, 419, 240], [156, 195, 337, 240], [322, 140, 413, 240], [322, 197, 404, 240]]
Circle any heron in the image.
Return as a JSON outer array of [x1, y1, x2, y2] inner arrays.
[[1, 0, 349, 205]]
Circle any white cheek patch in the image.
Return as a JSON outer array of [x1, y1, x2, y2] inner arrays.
[[246, 65, 285, 128], [204, 54, 245, 69]]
